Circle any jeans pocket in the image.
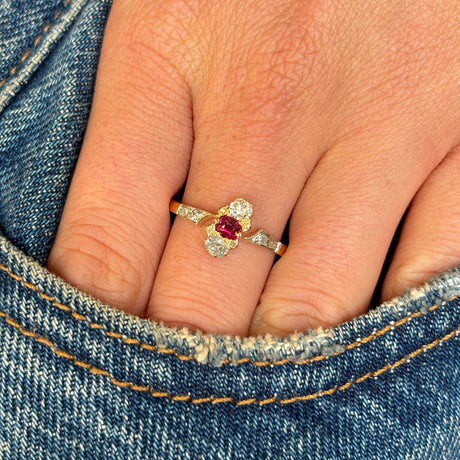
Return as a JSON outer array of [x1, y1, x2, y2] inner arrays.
[[0, 0, 112, 265], [0, 0, 109, 113], [0, 234, 459, 459]]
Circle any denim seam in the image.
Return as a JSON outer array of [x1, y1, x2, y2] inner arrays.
[[0, 262, 457, 366], [0, 0, 71, 88], [0, 0, 89, 113], [0, 306, 458, 405]]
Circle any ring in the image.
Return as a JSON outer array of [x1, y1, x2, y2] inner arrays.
[[169, 198, 287, 258]]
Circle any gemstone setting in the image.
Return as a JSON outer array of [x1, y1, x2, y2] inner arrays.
[[215, 215, 242, 240], [229, 198, 253, 221], [205, 235, 229, 258], [204, 198, 253, 257]]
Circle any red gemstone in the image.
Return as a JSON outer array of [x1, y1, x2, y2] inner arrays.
[[215, 215, 242, 240]]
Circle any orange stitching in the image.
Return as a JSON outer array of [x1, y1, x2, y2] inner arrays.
[[0, 262, 457, 366], [20, 50, 31, 62], [0, 307, 457, 405], [0, 0, 71, 88]]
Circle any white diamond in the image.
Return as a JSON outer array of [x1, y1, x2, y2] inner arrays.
[[229, 198, 253, 220], [254, 231, 269, 244], [205, 235, 228, 258]]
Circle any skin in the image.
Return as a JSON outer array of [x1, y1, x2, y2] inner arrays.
[[47, 0, 460, 337]]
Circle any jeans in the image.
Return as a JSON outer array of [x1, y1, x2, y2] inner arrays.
[[0, 1, 459, 458]]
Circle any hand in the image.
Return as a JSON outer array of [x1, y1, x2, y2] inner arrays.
[[47, 0, 460, 336]]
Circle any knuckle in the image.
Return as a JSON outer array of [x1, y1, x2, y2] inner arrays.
[[228, 11, 330, 126], [108, 0, 201, 87], [192, 1, 338, 131], [50, 216, 150, 313], [255, 256, 366, 335], [59, 233, 141, 288], [383, 254, 436, 300], [256, 286, 350, 335]]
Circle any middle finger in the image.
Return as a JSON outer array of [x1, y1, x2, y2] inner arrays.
[[147, 33, 329, 335]]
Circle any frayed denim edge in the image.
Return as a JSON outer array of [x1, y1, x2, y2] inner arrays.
[[0, 233, 459, 366]]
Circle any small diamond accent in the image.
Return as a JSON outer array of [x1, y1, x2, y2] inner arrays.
[[177, 205, 212, 225], [205, 235, 229, 258], [253, 231, 269, 245], [244, 230, 276, 251]]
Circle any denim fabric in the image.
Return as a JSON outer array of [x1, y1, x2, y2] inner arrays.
[[0, 0, 112, 264], [0, 1, 459, 459]]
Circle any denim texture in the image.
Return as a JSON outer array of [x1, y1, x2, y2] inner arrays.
[[0, 1, 459, 459], [0, 0, 112, 264]]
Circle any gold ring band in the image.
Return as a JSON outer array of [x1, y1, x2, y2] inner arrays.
[[169, 198, 287, 258]]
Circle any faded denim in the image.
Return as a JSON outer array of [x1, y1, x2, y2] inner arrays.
[[0, 1, 459, 459]]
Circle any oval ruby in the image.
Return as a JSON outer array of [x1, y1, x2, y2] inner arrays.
[[215, 215, 242, 240]]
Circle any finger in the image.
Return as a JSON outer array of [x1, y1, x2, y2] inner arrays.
[[146, 63, 328, 335], [381, 145, 460, 300], [47, 0, 192, 315], [249, 135, 440, 336]]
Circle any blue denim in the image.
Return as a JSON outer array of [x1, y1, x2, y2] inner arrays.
[[0, 1, 459, 459]]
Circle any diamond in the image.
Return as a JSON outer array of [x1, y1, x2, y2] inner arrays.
[[177, 205, 212, 225], [205, 235, 229, 258], [253, 230, 269, 245], [215, 215, 242, 240], [229, 198, 253, 220], [243, 229, 276, 251]]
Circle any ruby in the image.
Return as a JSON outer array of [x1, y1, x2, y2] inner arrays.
[[215, 215, 242, 240]]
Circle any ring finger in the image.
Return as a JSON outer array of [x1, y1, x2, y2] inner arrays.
[[146, 62, 327, 335]]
